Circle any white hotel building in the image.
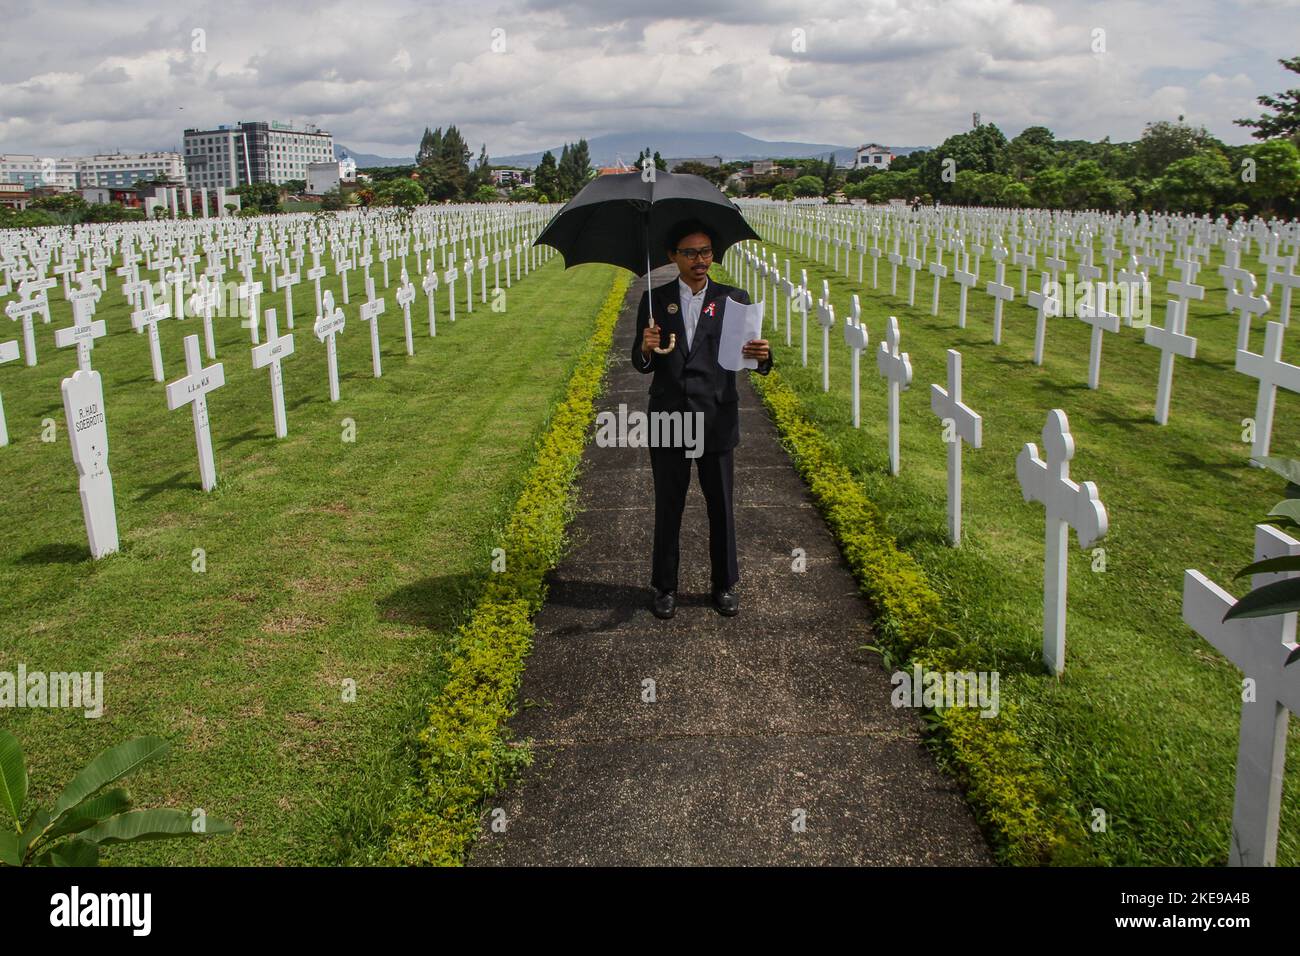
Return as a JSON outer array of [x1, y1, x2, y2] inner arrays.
[[183, 121, 335, 189], [0, 152, 184, 190]]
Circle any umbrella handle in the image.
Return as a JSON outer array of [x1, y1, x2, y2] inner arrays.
[[645, 215, 674, 353]]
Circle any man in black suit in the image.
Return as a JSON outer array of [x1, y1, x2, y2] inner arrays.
[[632, 219, 772, 619]]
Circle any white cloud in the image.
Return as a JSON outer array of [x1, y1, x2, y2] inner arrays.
[[0, 0, 1287, 160]]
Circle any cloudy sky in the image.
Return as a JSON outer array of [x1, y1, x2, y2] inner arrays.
[[0, 0, 1294, 159]]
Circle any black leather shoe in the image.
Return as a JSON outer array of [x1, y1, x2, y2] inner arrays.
[[651, 589, 676, 620], [712, 588, 739, 616]]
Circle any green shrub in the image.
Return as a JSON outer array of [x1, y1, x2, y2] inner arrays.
[[753, 369, 1088, 865], [386, 272, 631, 864]]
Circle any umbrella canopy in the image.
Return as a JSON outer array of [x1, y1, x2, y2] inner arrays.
[[533, 171, 759, 274]]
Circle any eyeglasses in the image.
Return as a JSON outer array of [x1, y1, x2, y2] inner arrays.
[[676, 246, 714, 261]]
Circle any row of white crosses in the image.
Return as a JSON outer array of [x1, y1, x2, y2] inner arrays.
[[0, 203, 562, 562], [742, 204, 1300, 444]]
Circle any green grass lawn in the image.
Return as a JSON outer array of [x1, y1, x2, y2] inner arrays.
[[0, 247, 617, 865], [718, 228, 1300, 866]]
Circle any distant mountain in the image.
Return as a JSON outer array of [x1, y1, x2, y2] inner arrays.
[[333, 133, 928, 172], [336, 144, 412, 168], [493, 131, 929, 169]]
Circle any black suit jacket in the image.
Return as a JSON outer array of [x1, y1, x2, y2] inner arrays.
[[631, 275, 772, 454]]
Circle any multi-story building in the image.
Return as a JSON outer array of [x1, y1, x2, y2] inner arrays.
[[854, 144, 894, 170], [76, 152, 184, 187], [0, 182, 30, 209], [490, 168, 531, 186], [183, 121, 335, 189], [0, 152, 182, 190]]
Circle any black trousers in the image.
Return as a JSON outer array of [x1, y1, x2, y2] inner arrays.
[[649, 447, 738, 593]]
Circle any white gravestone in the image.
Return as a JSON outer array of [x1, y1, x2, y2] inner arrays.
[[1183, 524, 1300, 867], [360, 285, 387, 378], [277, 270, 301, 330], [251, 308, 295, 439], [55, 289, 107, 373], [930, 349, 982, 546], [1144, 299, 1197, 426], [396, 273, 416, 356], [238, 279, 264, 345], [61, 369, 119, 558], [0, 340, 19, 446], [1077, 292, 1120, 390], [1016, 409, 1108, 674], [929, 258, 948, 317], [188, 277, 220, 360], [1269, 265, 1299, 328], [816, 282, 834, 392], [876, 316, 912, 477], [130, 282, 171, 382], [1228, 273, 1271, 352], [1236, 320, 1300, 461], [842, 295, 869, 428], [1167, 257, 1205, 331], [165, 334, 226, 492], [422, 270, 439, 336], [1026, 272, 1058, 367], [985, 259, 1015, 345], [314, 290, 346, 403], [954, 255, 978, 329], [5, 292, 44, 367], [444, 268, 458, 323]]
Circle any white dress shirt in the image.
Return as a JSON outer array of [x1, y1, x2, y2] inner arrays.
[[637, 277, 710, 368], [678, 277, 707, 352]]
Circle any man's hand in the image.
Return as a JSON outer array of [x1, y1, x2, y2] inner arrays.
[[743, 339, 770, 363], [641, 323, 662, 355]]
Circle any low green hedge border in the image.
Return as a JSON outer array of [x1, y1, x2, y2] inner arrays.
[[753, 370, 1091, 865], [386, 271, 632, 866]]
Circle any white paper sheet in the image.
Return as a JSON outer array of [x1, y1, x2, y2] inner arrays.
[[717, 298, 764, 371]]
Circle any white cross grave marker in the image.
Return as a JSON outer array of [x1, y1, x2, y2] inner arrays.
[[5, 291, 44, 367], [1026, 272, 1059, 367], [422, 269, 439, 336], [985, 259, 1015, 345], [0, 340, 19, 447], [314, 290, 346, 403], [1077, 290, 1121, 390], [930, 349, 982, 546], [251, 308, 295, 439], [360, 283, 387, 378], [130, 281, 171, 382], [1015, 409, 1108, 674], [1144, 299, 1198, 426], [816, 281, 834, 392], [55, 284, 106, 372], [1236, 320, 1300, 461], [165, 334, 226, 492], [1229, 274, 1271, 352], [61, 369, 119, 558], [1182, 524, 1300, 866], [876, 316, 912, 477], [396, 272, 416, 355], [842, 295, 869, 428]]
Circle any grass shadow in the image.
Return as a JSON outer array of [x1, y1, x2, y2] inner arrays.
[[378, 571, 483, 634], [136, 470, 193, 500], [15, 542, 88, 565]]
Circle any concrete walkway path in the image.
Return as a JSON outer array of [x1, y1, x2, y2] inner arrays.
[[469, 268, 991, 866]]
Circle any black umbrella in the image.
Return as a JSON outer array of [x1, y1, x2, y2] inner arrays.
[[533, 171, 760, 353]]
